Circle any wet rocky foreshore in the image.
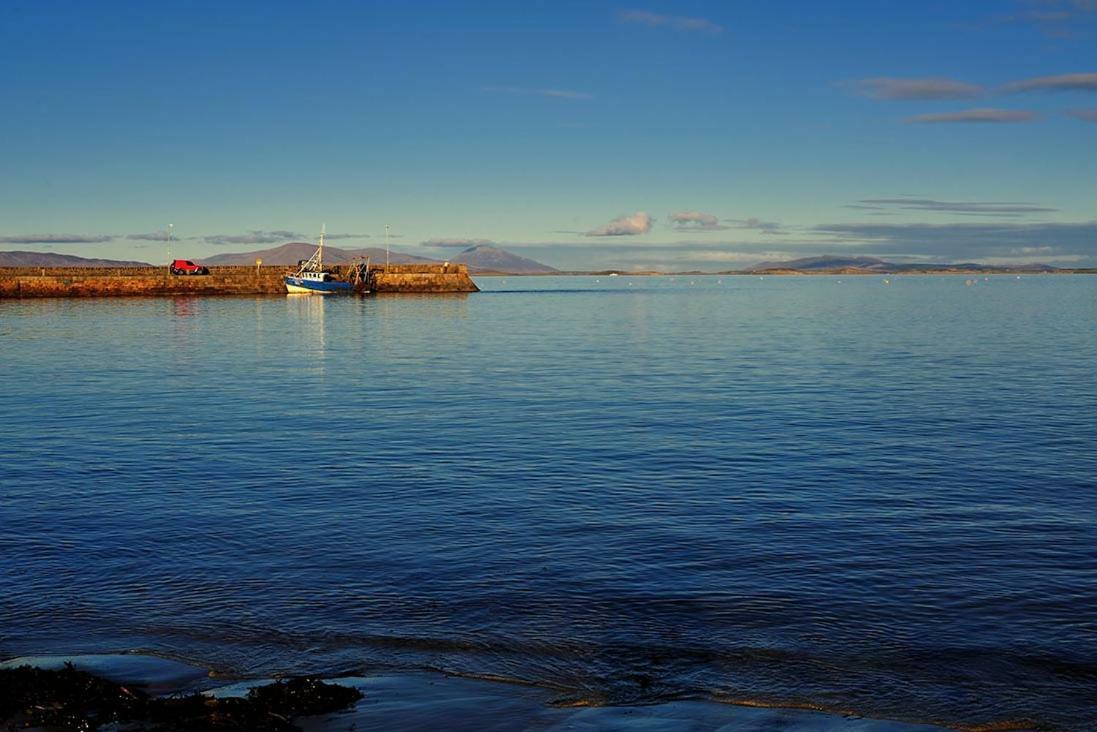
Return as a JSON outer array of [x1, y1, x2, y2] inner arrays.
[[0, 663, 360, 731], [0, 654, 954, 732]]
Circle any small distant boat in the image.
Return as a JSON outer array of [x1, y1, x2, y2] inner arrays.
[[284, 227, 354, 295]]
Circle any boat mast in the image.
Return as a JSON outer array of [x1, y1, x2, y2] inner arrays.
[[319, 224, 325, 270]]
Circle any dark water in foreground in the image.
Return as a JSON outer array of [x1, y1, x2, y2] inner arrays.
[[2, 275, 1096, 729]]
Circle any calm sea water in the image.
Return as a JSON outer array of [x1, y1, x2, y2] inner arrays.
[[2, 275, 1096, 729]]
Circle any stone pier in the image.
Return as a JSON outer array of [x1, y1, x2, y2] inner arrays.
[[0, 263, 478, 298]]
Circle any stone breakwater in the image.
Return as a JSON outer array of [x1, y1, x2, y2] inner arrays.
[[0, 264, 478, 297], [368, 263, 480, 293]]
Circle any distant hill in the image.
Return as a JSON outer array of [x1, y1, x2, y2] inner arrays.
[[0, 250, 151, 267], [744, 254, 1059, 274], [749, 255, 888, 271], [448, 245, 558, 274], [202, 241, 557, 273], [202, 242, 435, 266]]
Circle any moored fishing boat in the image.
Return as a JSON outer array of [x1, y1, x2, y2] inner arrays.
[[284, 227, 355, 295]]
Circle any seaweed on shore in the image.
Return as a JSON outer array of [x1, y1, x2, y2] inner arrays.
[[0, 663, 363, 731]]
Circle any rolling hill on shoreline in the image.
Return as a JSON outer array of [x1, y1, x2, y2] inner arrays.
[[201, 242, 436, 266], [447, 244, 558, 274], [201, 242, 558, 274], [0, 251, 152, 267], [0, 243, 558, 274], [743, 255, 1059, 274]]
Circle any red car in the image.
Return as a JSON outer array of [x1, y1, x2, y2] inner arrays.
[[169, 259, 209, 275]]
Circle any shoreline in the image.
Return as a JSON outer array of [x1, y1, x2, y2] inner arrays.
[[1, 653, 964, 731], [476, 269, 1096, 276]]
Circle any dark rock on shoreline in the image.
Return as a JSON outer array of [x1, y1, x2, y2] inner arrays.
[[0, 664, 362, 731]]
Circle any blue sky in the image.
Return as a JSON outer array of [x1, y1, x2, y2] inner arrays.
[[1, 0, 1094, 269]]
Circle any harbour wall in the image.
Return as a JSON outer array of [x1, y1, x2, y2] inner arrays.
[[0, 264, 478, 298], [367, 263, 480, 293]]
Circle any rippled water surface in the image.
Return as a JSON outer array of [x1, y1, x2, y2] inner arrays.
[[2, 275, 1096, 729]]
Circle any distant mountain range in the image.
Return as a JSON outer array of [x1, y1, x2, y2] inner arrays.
[[202, 242, 558, 274], [0, 242, 558, 274], [744, 255, 1058, 273], [202, 242, 436, 266], [0, 250, 152, 267]]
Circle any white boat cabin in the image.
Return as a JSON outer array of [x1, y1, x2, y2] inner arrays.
[[297, 271, 336, 282]]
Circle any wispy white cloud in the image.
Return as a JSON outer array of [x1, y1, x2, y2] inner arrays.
[[482, 85, 594, 100], [618, 10, 723, 34], [660, 249, 795, 264], [322, 233, 371, 240], [422, 238, 495, 248], [726, 217, 784, 233], [857, 197, 1057, 215], [0, 233, 113, 244], [905, 108, 1035, 124], [127, 230, 174, 241], [854, 77, 985, 100], [204, 230, 303, 245], [1006, 72, 1097, 92], [585, 212, 653, 237], [669, 211, 726, 230], [999, 0, 1097, 36]]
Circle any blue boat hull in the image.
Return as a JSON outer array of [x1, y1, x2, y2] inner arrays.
[[284, 276, 354, 294]]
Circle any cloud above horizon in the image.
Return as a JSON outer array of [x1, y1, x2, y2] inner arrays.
[[127, 230, 174, 241], [855, 77, 984, 100], [617, 9, 723, 34], [905, 108, 1035, 124], [997, 0, 1097, 38], [204, 230, 303, 245], [726, 217, 784, 233], [1067, 107, 1097, 121], [855, 197, 1057, 215], [422, 238, 495, 248], [812, 220, 1097, 263], [586, 212, 653, 237], [482, 85, 594, 100], [1006, 72, 1097, 92], [0, 233, 114, 244], [669, 211, 784, 233], [669, 211, 726, 231], [322, 233, 371, 240]]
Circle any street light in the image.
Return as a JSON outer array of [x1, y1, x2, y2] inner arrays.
[[385, 224, 390, 267]]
